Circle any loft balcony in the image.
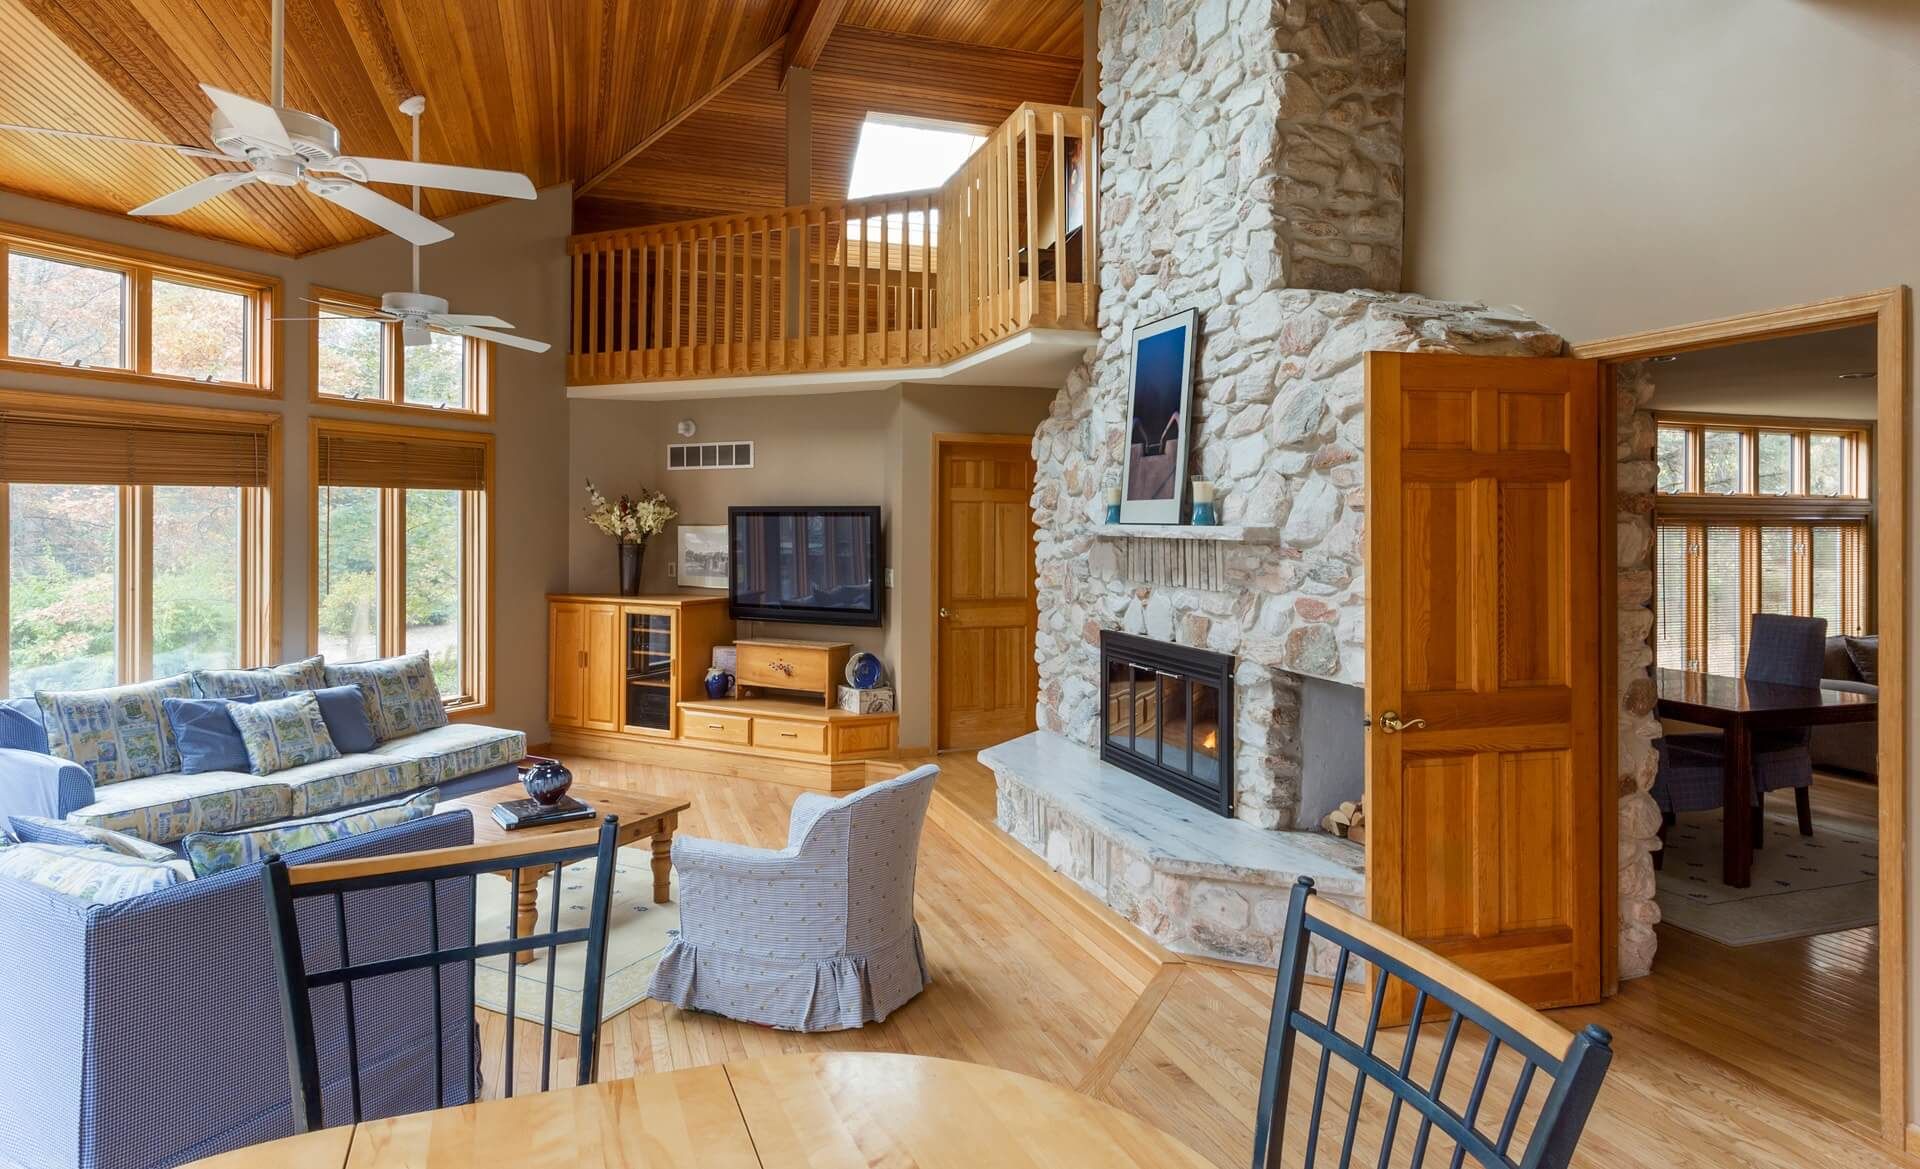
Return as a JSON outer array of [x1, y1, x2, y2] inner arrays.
[[566, 104, 1100, 400]]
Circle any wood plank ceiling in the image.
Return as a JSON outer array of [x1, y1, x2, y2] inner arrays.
[[0, 0, 1079, 255]]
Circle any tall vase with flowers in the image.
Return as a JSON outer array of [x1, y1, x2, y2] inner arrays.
[[583, 480, 677, 596]]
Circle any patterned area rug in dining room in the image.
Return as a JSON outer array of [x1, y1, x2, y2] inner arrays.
[[1656, 808, 1877, 946], [472, 850, 678, 1032]]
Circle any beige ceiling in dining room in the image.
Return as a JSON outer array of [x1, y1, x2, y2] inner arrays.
[[0, 0, 1081, 255]]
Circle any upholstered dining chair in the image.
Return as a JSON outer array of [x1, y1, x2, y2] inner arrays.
[[647, 763, 939, 1032], [1652, 612, 1826, 868], [1253, 877, 1613, 1169]]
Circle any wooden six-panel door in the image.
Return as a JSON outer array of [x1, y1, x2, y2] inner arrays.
[[1365, 352, 1603, 1011], [936, 439, 1039, 750]]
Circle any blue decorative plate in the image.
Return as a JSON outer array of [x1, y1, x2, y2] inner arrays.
[[846, 652, 887, 689]]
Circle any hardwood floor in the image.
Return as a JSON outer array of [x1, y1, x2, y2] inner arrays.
[[478, 753, 1903, 1168]]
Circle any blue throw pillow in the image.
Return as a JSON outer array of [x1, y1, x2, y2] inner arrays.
[[0, 697, 48, 754], [305, 684, 378, 754], [161, 696, 256, 775]]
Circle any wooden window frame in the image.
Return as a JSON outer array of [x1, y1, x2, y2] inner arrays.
[[0, 220, 280, 397], [0, 388, 282, 693], [308, 286, 494, 420], [1654, 410, 1872, 502], [307, 417, 494, 714]]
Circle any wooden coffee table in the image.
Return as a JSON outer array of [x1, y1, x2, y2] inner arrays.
[[448, 782, 691, 962]]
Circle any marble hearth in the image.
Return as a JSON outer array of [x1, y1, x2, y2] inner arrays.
[[983, 730, 1364, 968]]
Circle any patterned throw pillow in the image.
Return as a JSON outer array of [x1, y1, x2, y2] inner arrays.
[[0, 841, 190, 905], [8, 815, 179, 861], [325, 653, 449, 742], [37, 675, 196, 786], [190, 656, 327, 701], [228, 692, 341, 776], [181, 787, 439, 877]]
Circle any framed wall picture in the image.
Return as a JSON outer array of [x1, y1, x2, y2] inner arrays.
[[1119, 308, 1199, 524], [676, 524, 730, 589]]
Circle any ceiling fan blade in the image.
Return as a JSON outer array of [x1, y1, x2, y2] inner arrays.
[[433, 313, 514, 329], [0, 120, 226, 158], [319, 156, 536, 200], [456, 325, 551, 354], [200, 84, 293, 151], [129, 171, 258, 217], [305, 179, 453, 246]]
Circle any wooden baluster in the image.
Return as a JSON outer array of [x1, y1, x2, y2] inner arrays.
[[758, 217, 770, 373], [568, 247, 581, 381], [1023, 108, 1038, 328], [1083, 112, 1098, 328], [922, 194, 934, 362], [722, 226, 733, 374], [1005, 120, 1017, 335], [1053, 111, 1068, 329], [813, 209, 825, 368], [617, 236, 631, 382], [857, 203, 868, 367], [599, 241, 614, 382], [837, 205, 849, 367]]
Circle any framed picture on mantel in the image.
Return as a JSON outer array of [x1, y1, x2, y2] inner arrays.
[[1119, 308, 1199, 524]]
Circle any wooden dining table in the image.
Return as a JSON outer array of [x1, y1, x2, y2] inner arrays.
[[180, 1052, 1217, 1169], [1654, 666, 1877, 888]]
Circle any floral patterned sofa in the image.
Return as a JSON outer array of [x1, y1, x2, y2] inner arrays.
[[0, 653, 523, 846]]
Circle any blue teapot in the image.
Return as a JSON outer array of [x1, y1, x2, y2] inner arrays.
[[705, 666, 735, 699]]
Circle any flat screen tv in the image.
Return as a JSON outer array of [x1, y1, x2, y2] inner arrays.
[[729, 506, 884, 627]]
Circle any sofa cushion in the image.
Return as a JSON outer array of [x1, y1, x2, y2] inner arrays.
[[37, 674, 195, 785], [8, 814, 179, 861], [66, 772, 296, 844], [0, 697, 49, 754], [1845, 635, 1880, 685], [1822, 636, 1859, 683], [0, 841, 190, 904], [181, 787, 439, 876], [307, 684, 378, 753], [369, 723, 526, 785], [230, 692, 341, 776], [162, 696, 258, 774], [281, 754, 424, 818], [190, 656, 327, 701], [325, 653, 449, 742]]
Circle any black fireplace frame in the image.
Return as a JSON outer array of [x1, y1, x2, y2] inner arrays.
[[1099, 630, 1235, 817]]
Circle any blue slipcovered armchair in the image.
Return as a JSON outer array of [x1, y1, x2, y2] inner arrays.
[[0, 810, 479, 1169], [0, 696, 94, 825]]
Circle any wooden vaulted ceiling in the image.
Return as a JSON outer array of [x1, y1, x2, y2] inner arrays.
[[0, 0, 1080, 256]]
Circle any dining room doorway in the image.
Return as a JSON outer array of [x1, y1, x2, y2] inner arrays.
[[1573, 288, 1908, 1145]]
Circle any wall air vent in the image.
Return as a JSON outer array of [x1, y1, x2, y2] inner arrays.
[[667, 441, 754, 470]]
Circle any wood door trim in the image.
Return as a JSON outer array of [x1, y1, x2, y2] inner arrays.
[[930, 433, 1039, 751], [1572, 285, 1910, 1146]]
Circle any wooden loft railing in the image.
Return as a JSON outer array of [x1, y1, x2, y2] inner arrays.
[[567, 103, 1098, 385]]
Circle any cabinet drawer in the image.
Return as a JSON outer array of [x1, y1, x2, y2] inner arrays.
[[683, 712, 752, 746], [737, 643, 831, 694], [752, 717, 828, 754]]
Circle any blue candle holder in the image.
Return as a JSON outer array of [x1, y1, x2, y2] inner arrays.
[[1105, 503, 1122, 524], [1192, 500, 1217, 526]]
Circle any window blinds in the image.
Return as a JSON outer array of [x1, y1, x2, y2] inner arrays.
[[314, 429, 487, 493], [0, 410, 269, 487], [1654, 518, 1868, 674]]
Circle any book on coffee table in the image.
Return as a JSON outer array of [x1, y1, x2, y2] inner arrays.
[[491, 795, 596, 831]]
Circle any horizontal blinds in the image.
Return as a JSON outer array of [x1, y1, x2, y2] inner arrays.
[[316, 429, 487, 492], [0, 413, 268, 487]]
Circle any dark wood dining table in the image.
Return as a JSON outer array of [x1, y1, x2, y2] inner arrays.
[[1653, 666, 1877, 887]]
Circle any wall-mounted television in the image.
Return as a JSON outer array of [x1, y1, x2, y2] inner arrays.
[[729, 506, 884, 627]]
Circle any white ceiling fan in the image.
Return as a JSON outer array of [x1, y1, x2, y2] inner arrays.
[[0, 0, 534, 245], [281, 97, 550, 357]]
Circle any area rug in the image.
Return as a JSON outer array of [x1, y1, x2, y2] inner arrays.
[[472, 850, 677, 1032], [1656, 808, 1877, 946]]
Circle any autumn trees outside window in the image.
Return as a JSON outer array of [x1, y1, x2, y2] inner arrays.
[[1653, 413, 1873, 675], [311, 287, 491, 417], [1, 222, 277, 394]]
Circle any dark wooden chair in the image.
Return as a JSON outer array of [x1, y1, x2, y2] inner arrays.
[[260, 816, 621, 1132], [1252, 878, 1613, 1169]]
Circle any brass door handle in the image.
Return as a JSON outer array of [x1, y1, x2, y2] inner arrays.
[[939, 607, 950, 618], [1378, 711, 1427, 735]]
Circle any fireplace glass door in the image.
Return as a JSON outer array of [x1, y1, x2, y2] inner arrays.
[[1099, 631, 1234, 815]]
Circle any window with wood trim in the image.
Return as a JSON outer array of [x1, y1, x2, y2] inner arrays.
[[311, 419, 491, 710], [309, 287, 491, 417], [0, 389, 279, 694], [0, 221, 278, 394], [1653, 414, 1872, 674]]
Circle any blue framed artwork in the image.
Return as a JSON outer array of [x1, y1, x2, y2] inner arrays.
[[1119, 308, 1199, 523]]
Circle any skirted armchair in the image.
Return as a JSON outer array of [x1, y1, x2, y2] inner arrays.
[[647, 764, 938, 1031]]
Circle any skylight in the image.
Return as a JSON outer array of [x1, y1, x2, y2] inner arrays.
[[845, 117, 985, 200]]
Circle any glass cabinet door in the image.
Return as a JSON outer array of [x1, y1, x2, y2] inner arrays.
[[623, 609, 674, 732]]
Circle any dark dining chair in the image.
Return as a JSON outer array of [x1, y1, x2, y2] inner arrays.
[[260, 816, 620, 1132], [1652, 612, 1826, 868], [1252, 878, 1613, 1169]]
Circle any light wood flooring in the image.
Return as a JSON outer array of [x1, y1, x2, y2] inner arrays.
[[477, 753, 1902, 1168]]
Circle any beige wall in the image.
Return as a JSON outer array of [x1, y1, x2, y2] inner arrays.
[[0, 185, 574, 741], [567, 384, 1054, 747], [1404, 0, 1919, 1114]]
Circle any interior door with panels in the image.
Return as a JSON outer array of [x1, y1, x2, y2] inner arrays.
[[1365, 352, 1604, 1012], [937, 439, 1039, 750]]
